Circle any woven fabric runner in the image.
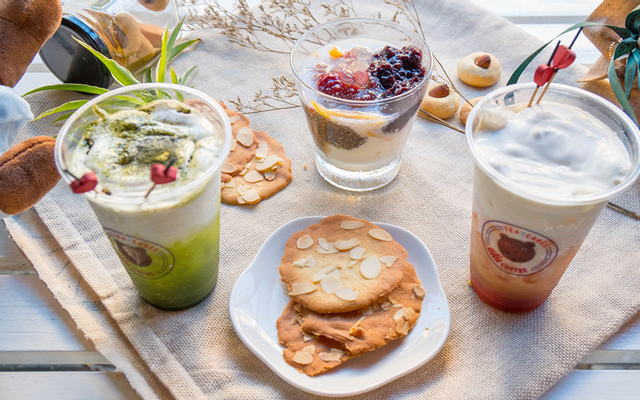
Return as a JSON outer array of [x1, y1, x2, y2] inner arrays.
[[6, 1, 640, 398]]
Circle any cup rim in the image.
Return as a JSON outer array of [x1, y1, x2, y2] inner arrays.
[[465, 82, 640, 206], [54, 82, 232, 205], [289, 17, 434, 106]]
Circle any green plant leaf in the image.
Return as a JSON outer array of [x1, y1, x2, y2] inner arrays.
[[179, 65, 198, 85], [633, 51, 640, 93], [167, 17, 184, 50], [626, 6, 640, 33], [170, 67, 179, 84], [53, 113, 73, 123], [626, 50, 638, 99], [156, 29, 169, 83], [35, 100, 89, 120], [23, 84, 109, 97], [168, 39, 200, 63], [609, 43, 638, 124], [74, 37, 139, 86], [508, 22, 629, 85]]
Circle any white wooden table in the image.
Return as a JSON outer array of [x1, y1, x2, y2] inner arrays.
[[2, 1, 640, 398]]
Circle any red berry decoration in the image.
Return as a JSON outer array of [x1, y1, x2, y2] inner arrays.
[[534, 64, 554, 86], [552, 45, 576, 70], [151, 164, 178, 184], [70, 172, 98, 194]]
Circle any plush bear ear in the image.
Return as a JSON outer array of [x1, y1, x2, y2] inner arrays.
[[500, 233, 508, 239]]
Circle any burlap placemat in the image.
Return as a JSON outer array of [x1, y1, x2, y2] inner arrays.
[[5, 0, 640, 398]]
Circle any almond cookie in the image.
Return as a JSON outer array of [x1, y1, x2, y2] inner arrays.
[[457, 52, 501, 88], [299, 264, 424, 355], [279, 215, 408, 313], [277, 300, 356, 376], [183, 99, 257, 181], [221, 130, 292, 205], [420, 81, 460, 119]]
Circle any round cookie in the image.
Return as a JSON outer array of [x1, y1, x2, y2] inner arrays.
[[221, 129, 292, 205], [459, 96, 483, 125], [276, 300, 355, 376], [299, 264, 424, 355], [420, 81, 460, 119], [279, 215, 408, 313], [457, 52, 501, 87]]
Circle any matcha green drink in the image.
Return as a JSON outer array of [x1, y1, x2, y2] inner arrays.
[[55, 84, 231, 309]]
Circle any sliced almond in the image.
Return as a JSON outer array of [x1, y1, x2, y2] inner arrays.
[[225, 181, 236, 188], [221, 162, 236, 174], [237, 184, 250, 194], [292, 255, 315, 268], [236, 127, 254, 147], [340, 220, 365, 230], [264, 171, 276, 181], [381, 301, 391, 310], [402, 320, 410, 335], [413, 285, 426, 299], [387, 296, 397, 305], [350, 246, 365, 260], [360, 255, 381, 279], [230, 139, 237, 151], [320, 275, 341, 294], [368, 228, 392, 242], [391, 303, 403, 308], [297, 235, 313, 249], [347, 260, 359, 268], [255, 141, 269, 159], [239, 168, 248, 176], [349, 316, 366, 335], [302, 331, 315, 342], [316, 243, 338, 254], [361, 307, 373, 316], [241, 188, 260, 204], [295, 314, 304, 325], [318, 238, 329, 251], [302, 345, 316, 354], [289, 282, 316, 296], [229, 115, 241, 123], [380, 256, 398, 267], [237, 196, 246, 204], [335, 286, 358, 301], [394, 307, 407, 321], [256, 154, 279, 172], [292, 351, 313, 365], [404, 308, 417, 320], [244, 170, 264, 183], [395, 317, 405, 333], [318, 351, 343, 362], [291, 314, 300, 325], [313, 265, 340, 282], [335, 238, 360, 251]]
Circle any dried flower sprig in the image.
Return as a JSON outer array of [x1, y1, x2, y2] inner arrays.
[[227, 76, 300, 114]]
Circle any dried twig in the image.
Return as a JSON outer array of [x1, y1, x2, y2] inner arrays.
[[607, 202, 640, 220]]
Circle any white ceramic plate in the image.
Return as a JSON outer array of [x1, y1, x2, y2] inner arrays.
[[228, 216, 451, 397]]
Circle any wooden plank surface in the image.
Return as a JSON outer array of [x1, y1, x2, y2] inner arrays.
[[0, 372, 141, 399]]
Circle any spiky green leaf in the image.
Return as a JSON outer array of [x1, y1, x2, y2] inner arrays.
[[35, 100, 89, 120], [23, 84, 108, 97], [74, 38, 139, 86]]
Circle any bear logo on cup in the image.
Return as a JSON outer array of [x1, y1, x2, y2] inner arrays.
[[115, 240, 153, 267], [497, 233, 536, 263]]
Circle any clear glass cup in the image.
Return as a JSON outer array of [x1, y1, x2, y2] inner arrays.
[[55, 83, 231, 309], [290, 18, 433, 191], [466, 83, 640, 312]]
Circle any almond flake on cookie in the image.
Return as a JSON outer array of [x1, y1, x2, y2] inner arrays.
[[368, 228, 392, 242], [289, 282, 316, 295], [297, 235, 314, 249], [380, 256, 398, 267], [360, 255, 381, 279], [334, 286, 358, 301], [340, 220, 365, 230], [335, 238, 360, 251]]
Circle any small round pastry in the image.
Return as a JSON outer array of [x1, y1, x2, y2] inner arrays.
[[138, 0, 170, 12], [459, 96, 483, 125], [457, 52, 501, 87], [0, 136, 60, 217], [420, 81, 460, 119]]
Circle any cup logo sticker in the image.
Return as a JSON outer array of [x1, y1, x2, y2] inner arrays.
[[105, 228, 175, 279], [482, 221, 558, 276]]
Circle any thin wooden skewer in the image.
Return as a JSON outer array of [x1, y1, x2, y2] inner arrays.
[[537, 28, 583, 105], [527, 41, 561, 108]]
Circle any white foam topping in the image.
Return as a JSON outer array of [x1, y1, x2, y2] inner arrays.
[[475, 103, 631, 198]]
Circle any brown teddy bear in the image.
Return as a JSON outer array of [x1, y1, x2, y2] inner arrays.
[[0, 0, 63, 218]]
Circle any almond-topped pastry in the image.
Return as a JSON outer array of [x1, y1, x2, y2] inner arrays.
[[277, 300, 356, 376], [279, 215, 408, 313], [298, 264, 424, 355]]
